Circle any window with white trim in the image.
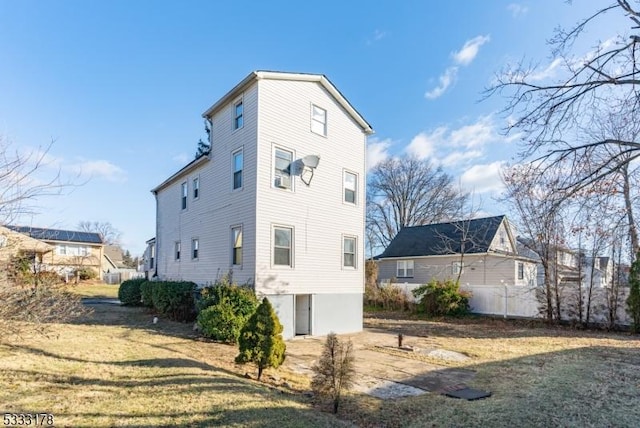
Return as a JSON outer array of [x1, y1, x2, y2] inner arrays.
[[233, 149, 243, 190], [343, 236, 356, 268], [452, 262, 463, 275], [175, 241, 181, 260], [344, 171, 357, 204], [193, 177, 200, 199], [234, 100, 243, 130], [274, 148, 293, 189], [56, 244, 91, 256], [192, 238, 199, 260], [273, 226, 293, 266], [397, 260, 414, 277], [517, 262, 524, 280], [311, 104, 327, 136], [181, 182, 187, 210], [232, 226, 242, 266]]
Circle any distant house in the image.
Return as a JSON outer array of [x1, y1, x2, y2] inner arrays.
[[143, 237, 156, 279], [375, 216, 537, 287], [151, 70, 373, 339], [0, 226, 54, 279], [7, 226, 104, 279]]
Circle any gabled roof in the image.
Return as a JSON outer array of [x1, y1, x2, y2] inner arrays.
[[151, 152, 209, 194], [202, 70, 374, 135], [0, 226, 54, 254], [376, 215, 507, 259], [7, 226, 103, 244]]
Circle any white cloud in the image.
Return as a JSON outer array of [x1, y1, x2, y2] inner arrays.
[[529, 57, 563, 81], [460, 161, 507, 194], [441, 150, 484, 167], [452, 35, 491, 66], [425, 67, 458, 100], [449, 115, 495, 149], [70, 160, 127, 183], [172, 153, 191, 164], [367, 138, 392, 170], [405, 129, 443, 160], [367, 29, 388, 45], [507, 3, 529, 18]]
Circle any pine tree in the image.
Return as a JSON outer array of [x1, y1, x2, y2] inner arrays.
[[195, 138, 211, 159], [627, 252, 640, 333], [311, 332, 356, 414], [235, 297, 286, 380]]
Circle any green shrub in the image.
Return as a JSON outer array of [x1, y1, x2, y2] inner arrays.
[[627, 252, 640, 333], [118, 278, 146, 306], [140, 280, 153, 308], [198, 281, 257, 316], [151, 281, 197, 322], [197, 297, 245, 343], [236, 297, 286, 380], [412, 279, 471, 317], [75, 267, 97, 281]]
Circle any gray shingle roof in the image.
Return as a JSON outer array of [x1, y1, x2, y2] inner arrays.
[[7, 226, 103, 244], [376, 215, 506, 259]]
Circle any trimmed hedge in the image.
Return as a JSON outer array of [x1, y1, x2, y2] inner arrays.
[[140, 280, 154, 308], [150, 281, 197, 322], [118, 278, 147, 306]]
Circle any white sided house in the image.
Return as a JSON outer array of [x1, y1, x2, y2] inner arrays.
[[151, 71, 373, 339]]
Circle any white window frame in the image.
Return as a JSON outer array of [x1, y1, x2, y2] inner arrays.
[[452, 261, 464, 275], [273, 225, 293, 267], [191, 238, 199, 260], [233, 148, 243, 190], [397, 260, 414, 278], [343, 170, 357, 204], [232, 225, 242, 266], [175, 241, 181, 261], [233, 98, 244, 130], [311, 104, 327, 136], [193, 176, 200, 199], [273, 146, 294, 190], [517, 262, 524, 280], [342, 235, 357, 269], [57, 244, 67, 256], [181, 182, 188, 210]]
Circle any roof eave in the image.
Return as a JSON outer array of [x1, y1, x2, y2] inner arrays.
[[151, 155, 210, 194]]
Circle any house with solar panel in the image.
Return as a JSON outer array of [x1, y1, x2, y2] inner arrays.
[[7, 226, 104, 280], [150, 71, 373, 339]]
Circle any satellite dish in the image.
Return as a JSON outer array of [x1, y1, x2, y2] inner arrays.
[[302, 155, 320, 169]]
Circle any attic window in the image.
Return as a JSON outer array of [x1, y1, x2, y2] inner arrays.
[[397, 260, 414, 278], [311, 104, 327, 136]]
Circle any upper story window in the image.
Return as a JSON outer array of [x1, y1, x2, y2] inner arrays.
[[452, 261, 463, 275], [234, 100, 244, 130], [517, 262, 524, 280], [273, 226, 293, 267], [232, 226, 242, 266], [344, 171, 357, 204], [149, 245, 155, 269], [56, 244, 91, 257], [343, 236, 356, 268], [311, 104, 327, 136], [397, 260, 414, 278], [274, 148, 293, 189], [192, 238, 199, 260], [181, 182, 188, 210], [233, 149, 243, 190], [175, 241, 181, 260], [193, 177, 200, 199]]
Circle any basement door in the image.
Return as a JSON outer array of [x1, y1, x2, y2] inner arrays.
[[295, 294, 312, 336]]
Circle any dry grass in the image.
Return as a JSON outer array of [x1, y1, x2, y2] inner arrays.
[[1, 303, 640, 427], [69, 281, 120, 298]]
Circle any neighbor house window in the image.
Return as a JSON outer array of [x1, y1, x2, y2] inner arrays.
[[175, 241, 181, 260], [397, 260, 414, 277], [311, 104, 327, 136], [233, 149, 243, 190], [517, 262, 524, 280], [181, 182, 188, 210], [344, 171, 357, 204], [274, 147, 293, 189], [452, 262, 463, 275], [193, 177, 200, 199], [343, 236, 356, 268], [273, 226, 293, 266], [232, 226, 242, 265], [56, 244, 67, 255], [150, 245, 155, 269], [56, 244, 90, 256], [192, 238, 199, 259], [234, 99, 244, 130]]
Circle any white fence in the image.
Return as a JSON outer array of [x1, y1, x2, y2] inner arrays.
[[390, 282, 630, 325]]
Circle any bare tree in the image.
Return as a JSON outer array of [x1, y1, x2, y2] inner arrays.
[[311, 332, 356, 414], [367, 156, 468, 252], [489, 0, 640, 256], [77, 221, 122, 245]]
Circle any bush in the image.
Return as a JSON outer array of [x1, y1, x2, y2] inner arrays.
[[140, 280, 154, 308], [311, 332, 356, 414], [412, 279, 471, 317], [75, 267, 97, 281], [197, 297, 245, 343], [364, 282, 410, 311], [198, 281, 257, 316], [118, 278, 146, 306], [236, 297, 286, 380], [151, 281, 197, 322]]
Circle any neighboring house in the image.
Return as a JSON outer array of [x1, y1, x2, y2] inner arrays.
[[143, 237, 156, 279], [103, 245, 128, 271], [0, 226, 54, 280], [375, 216, 537, 287], [151, 71, 373, 339], [7, 226, 104, 278], [516, 238, 587, 288]]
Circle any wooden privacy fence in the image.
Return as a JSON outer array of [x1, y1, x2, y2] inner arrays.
[[103, 270, 144, 284], [390, 282, 630, 325]]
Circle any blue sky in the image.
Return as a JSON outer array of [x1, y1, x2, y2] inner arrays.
[[0, 1, 624, 255]]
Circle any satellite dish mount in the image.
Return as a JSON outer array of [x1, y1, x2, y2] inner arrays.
[[300, 155, 320, 185]]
